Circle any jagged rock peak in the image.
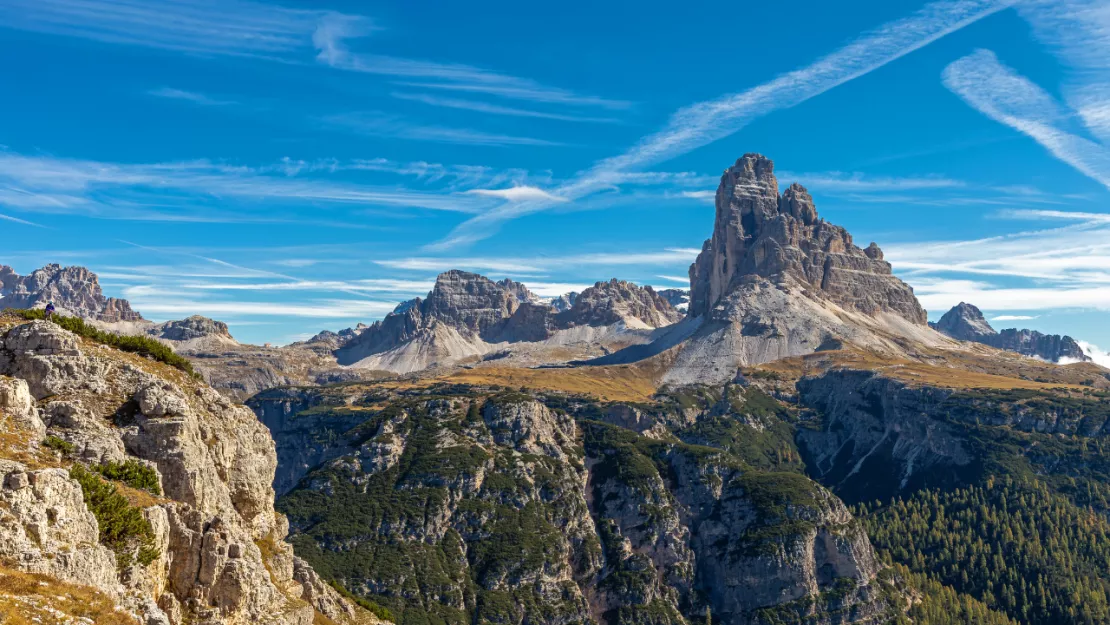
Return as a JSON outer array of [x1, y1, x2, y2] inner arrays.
[[550, 291, 578, 312], [930, 302, 996, 341], [0, 264, 143, 322], [497, 277, 540, 304], [153, 315, 233, 342], [656, 288, 690, 312], [0, 318, 378, 624], [423, 270, 521, 337], [931, 302, 1091, 363], [687, 153, 927, 324], [559, 279, 682, 329]]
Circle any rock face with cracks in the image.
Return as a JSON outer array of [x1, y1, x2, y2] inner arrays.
[[0, 263, 143, 322], [687, 154, 926, 323], [0, 318, 380, 625], [591, 154, 941, 386], [265, 383, 898, 625], [930, 302, 1090, 363]]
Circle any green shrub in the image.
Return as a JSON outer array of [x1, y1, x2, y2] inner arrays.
[[69, 464, 160, 570], [42, 435, 75, 456], [327, 580, 395, 622], [94, 459, 161, 495], [5, 308, 198, 378]]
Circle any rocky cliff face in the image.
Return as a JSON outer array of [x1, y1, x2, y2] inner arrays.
[[551, 292, 578, 312], [263, 383, 898, 625], [795, 367, 1110, 504], [0, 315, 377, 625], [0, 264, 143, 322], [931, 302, 1090, 363], [336, 272, 680, 372], [657, 288, 690, 313], [557, 279, 683, 330], [590, 154, 944, 386], [929, 302, 996, 341], [688, 155, 926, 324], [152, 315, 233, 342]]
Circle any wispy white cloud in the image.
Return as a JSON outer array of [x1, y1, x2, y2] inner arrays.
[[312, 13, 628, 109], [375, 248, 701, 274], [252, 157, 547, 191], [1076, 340, 1110, 368], [392, 81, 631, 110], [323, 111, 566, 147], [521, 282, 593, 298], [778, 171, 965, 192], [678, 190, 715, 201], [177, 278, 434, 293], [915, 285, 1110, 312], [390, 92, 620, 123], [0, 151, 491, 219], [889, 211, 1110, 315], [943, 49, 1110, 190], [1000, 209, 1110, 222], [4, 0, 626, 113], [0, 212, 45, 227], [2, 0, 325, 58], [991, 314, 1038, 321], [431, 0, 1014, 248], [465, 186, 565, 203], [130, 297, 399, 319], [374, 257, 546, 274], [1017, 0, 1110, 143], [655, 275, 690, 284], [147, 87, 235, 106]]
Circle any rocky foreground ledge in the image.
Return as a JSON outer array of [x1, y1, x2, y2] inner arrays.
[[0, 317, 380, 625]]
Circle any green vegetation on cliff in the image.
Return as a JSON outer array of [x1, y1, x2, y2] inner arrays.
[[6, 308, 198, 377], [70, 464, 159, 570], [857, 478, 1110, 625]]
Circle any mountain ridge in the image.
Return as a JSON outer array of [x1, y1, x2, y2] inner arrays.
[[930, 302, 1090, 363]]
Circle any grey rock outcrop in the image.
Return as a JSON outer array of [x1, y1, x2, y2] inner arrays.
[[496, 277, 541, 305], [0, 318, 379, 624], [994, 328, 1089, 363], [247, 387, 367, 497], [0, 461, 121, 592], [296, 323, 370, 351], [269, 385, 895, 625], [423, 270, 522, 338], [0, 263, 143, 322], [556, 279, 682, 329], [796, 367, 1110, 505], [657, 288, 690, 312], [687, 154, 926, 324], [550, 291, 578, 312], [930, 302, 1090, 363], [152, 315, 233, 342], [591, 154, 944, 386], [929, 302, 996, 342], [336, 271, 681, 370]]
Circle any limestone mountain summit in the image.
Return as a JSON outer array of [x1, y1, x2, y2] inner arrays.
[[931, 302, 997, 342], [336, 270, 681, 372], [932, 302, 1090, 363], [688, 153, 926, 323], [0, 263, 142, 322], [0, 313, 381, 624], [595, 153, 942, 385]]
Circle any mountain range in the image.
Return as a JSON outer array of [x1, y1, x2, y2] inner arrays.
[[1, 153, 1109, 625]]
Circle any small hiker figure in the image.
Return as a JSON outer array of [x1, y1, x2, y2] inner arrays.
[[44, 302, 56, 319]]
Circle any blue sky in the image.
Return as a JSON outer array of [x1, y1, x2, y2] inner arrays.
[[1, 0, 1109, 362]]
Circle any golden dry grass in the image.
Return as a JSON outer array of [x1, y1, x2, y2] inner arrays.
[[0, 417, 58, 469], [757, 347, 1102, 391], [411, 363, 663, 402], [0, 564, 140, 625]]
